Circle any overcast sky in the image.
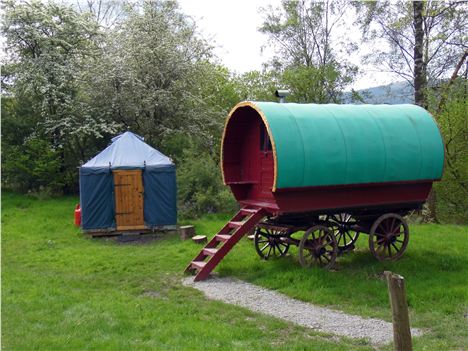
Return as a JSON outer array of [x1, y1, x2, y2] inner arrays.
[[178, 0, 396, 90]]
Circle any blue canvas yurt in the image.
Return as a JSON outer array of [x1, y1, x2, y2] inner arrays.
[[79, 132, 176, 232]]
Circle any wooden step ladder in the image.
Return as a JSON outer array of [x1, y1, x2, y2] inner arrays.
[[185, 207, 266, 281]]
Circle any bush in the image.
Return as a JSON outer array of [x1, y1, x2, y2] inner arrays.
[[2, 138, 64, 193], [177, 149, 238, 218]]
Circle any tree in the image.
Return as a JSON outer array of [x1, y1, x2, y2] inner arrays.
[[75, 0, 125, 28], [234, 70, 278, 102], [413, 1, 427, 107], [259, 0, 357, 102], [2, 0, 121, 192], [357, 0, 468, 107], [2, 0, 121, 150], [281, 64, 356, 103], [87, 1, 219, 150]]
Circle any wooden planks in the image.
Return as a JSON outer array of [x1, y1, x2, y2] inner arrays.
[[113, 170, 145, 230]]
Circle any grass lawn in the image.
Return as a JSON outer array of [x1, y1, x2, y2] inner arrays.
[[2, 192, 467, 350]]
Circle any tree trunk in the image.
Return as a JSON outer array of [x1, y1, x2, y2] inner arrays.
[[413, 1, 436, 221], [413, 1, 427, 108]]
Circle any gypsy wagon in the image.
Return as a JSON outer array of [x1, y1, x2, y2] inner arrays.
[[187, 101, 444, 281]]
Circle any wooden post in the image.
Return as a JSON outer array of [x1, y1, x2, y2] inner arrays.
[[384, 271, 413, 351]]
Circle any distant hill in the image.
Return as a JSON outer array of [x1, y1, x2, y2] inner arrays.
[[344, 81, 414, 104]]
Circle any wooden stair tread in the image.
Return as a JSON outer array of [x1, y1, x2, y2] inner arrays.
[[203, 248, 218, 256], [228, 221, 244, 228], [215, 234, 231, 242], [191, 261, 207, 270]]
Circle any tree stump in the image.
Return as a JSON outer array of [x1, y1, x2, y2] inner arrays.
[[179, 225, 195, 240], [192, 235, 207, 244]]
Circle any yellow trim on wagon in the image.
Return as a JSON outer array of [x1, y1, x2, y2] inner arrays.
[[220, 101, 278, 192]]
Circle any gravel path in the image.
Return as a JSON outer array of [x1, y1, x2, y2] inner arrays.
[[182, 276, 422, 345]]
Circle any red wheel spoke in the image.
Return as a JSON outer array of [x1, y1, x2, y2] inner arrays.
[[392, 224, 402, 235], [390, 217, 396, 233]]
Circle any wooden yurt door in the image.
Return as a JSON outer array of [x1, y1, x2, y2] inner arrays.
[[113, 170, 145, 230]]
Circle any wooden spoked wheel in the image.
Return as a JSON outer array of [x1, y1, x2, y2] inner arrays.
[[327, 213, 360, 250], [299, 225, 337, 269], [254, 226, 291, 260], [369, 213, 409, 261]]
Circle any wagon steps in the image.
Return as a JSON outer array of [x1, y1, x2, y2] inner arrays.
[[185, 207, 266, 281]]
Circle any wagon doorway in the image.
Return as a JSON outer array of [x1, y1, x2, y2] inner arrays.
[[113, 169, 145, 230], [254, 123, 274, 200]]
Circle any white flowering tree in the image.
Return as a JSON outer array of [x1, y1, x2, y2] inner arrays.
[[3, 0, 121, 163], [87, 1, 222, 151]]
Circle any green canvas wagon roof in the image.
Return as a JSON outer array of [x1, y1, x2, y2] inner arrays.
[[225, 102, 445, 191]]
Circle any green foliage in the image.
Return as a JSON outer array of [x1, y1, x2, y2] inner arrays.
[[282, 64, 355, 103], [2, 138, 63, 193], [177, 148, 237, 218], [234, 70, 278, 101], [428, 79, 468, 223]]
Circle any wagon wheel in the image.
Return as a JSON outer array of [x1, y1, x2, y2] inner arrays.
[[254, 226, 291, 260], [369, 213, 409, 261], [299, 225, 337, 269], [327, 213, 360, 250]]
